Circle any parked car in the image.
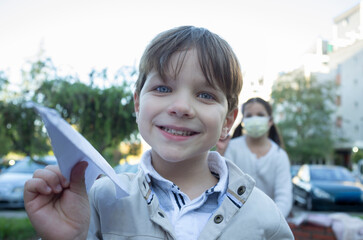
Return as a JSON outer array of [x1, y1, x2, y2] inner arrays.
[[0, 157, 18, 173], [0, 156, 57, 209], [113, 155, 140, 174], [290, 165, 301, 178], [113, 162, 139, 174], [292, 164, 363, 211], [0, 158, 5, 173], [353, 159, 363, 183]]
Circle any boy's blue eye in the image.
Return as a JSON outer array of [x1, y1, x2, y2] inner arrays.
[[155, 86, 171, 93], [198, 92, 214, 100]]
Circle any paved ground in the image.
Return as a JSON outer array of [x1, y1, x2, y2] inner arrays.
[[292, 204, 363, 216], [1, 205, 362, 219], [0, 209, 28, 218]]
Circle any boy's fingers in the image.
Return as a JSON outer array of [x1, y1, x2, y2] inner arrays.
[[33, 167, 64, 193], [70, 161, 88, 194], [24, 178, 52, 202], [45, 165, 69, 188]]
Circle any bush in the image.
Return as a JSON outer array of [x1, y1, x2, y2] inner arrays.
[[0, 217, 37, 240]]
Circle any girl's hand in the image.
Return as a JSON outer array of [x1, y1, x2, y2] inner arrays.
[[24, 161, 90, 240]]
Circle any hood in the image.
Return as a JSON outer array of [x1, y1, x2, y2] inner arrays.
[[0, 172, 33, 187], [313, 180, 363, 193]]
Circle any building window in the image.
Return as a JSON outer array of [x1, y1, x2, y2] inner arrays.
[[336, 95, 341, 106], [336, 116, 342, 128], [342, 18, 349, 26], [336, 74, 341, 86]]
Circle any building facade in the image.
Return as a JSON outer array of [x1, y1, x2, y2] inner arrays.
[[328, 2, 363, 165], [274, 2, 363, 166]]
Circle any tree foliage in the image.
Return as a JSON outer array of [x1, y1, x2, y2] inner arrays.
[[33, 77, 138, 163], [1, 67, 50, 157], [0, 102, 50, 157], [271, 70, 335, 164], [0, 71, 8, 91], [0, 72, 12, 156], [352, 150, 363, 164], [0, 55, 139, 164], [0, 103, 14, 157], [21, 56, 57, 100]]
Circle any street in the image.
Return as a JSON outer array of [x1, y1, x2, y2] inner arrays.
[[1, 205, 362, 219], [292, 204, 363, 216], [0, 209, 28, 218]]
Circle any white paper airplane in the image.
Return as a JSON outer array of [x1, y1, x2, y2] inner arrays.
[[26, 102, 129, 198]]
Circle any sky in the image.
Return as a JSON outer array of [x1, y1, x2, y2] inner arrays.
[[0, 0, 360, 102]]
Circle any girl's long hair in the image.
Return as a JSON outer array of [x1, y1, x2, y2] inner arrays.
[[232, 97, 284, 148]]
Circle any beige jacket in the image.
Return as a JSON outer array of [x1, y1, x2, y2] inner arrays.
[[88, 160, 294, 240]]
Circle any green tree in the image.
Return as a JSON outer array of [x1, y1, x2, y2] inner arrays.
[[1, 52, 139, 163], [271, 70, 335, 164], [34, 68, 139, 164], [1, 102, 50, 157], [0, 102, 12, 157], [352, 150, 363, 164], [0, 70, 8, 93], [1, 71, 48, 158], [0, 54, 55, 158], [20, 46, 57, 100], [0, 72, 14, 157]]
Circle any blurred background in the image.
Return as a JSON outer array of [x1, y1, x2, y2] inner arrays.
[[1, 1, 363, 239], [0, 0, 362, 172]]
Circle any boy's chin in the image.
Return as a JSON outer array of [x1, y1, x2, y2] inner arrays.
[[152, 149, 208, 165], [154, 151, 186, 164]]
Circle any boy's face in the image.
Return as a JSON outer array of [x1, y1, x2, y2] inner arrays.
[[134, 48, 236, 164]]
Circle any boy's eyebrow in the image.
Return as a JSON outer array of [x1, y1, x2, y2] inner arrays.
[[196, 79, 219, 90], [146, 71, 161, 81], [154, 66, 223, 93], [193, 79, 226, 98], [196, 75, 223, 91]]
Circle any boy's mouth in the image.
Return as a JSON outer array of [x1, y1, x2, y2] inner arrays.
[[159, 126, 198, 136]]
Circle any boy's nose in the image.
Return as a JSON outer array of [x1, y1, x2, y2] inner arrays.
[[167, 95, 195, 118]]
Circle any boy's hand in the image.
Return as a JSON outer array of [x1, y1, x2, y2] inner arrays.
[[24, 161, 90, 240], [216, 135, 231, 156]]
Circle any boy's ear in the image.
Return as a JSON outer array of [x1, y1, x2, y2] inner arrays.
[[133, 92, 140, 120], [220, 108, 238, 140]]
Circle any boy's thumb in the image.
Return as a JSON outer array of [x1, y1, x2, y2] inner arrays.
[[70, 161, 88, 194]]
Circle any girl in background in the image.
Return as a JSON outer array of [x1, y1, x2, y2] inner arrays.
[[217, 97, 292, 218]]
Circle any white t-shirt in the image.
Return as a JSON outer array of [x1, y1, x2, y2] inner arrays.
[[224, 135, 292, 217]]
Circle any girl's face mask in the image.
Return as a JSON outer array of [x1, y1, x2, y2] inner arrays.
[[242, 116, 270, 138]]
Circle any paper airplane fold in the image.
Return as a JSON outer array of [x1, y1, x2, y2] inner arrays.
[[26, 102, 129, 198]]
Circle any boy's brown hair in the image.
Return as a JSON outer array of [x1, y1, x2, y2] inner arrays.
[[135, 26, 243, 112]]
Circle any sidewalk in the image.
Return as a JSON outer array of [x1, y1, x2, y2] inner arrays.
[[288, 208, 363, 240], [0, 209, 27, 219]]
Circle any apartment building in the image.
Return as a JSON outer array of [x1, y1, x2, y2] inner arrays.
[[275, 2, 363, 165], [300, 2, 363, 165], [329, 2, 363, 164]]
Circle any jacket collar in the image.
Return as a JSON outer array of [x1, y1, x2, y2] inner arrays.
[[139, 150, 229, 200]]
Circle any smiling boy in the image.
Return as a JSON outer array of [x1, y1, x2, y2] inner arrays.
[[24, 26, 294, 239]]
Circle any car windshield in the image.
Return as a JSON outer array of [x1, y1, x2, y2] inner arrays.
[[310, 167, 355, 182], [6, 159, 49, 174], [291, 165, 300, 177]]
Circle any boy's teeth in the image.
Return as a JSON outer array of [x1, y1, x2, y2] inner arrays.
[[162, 127, 193, 136]]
